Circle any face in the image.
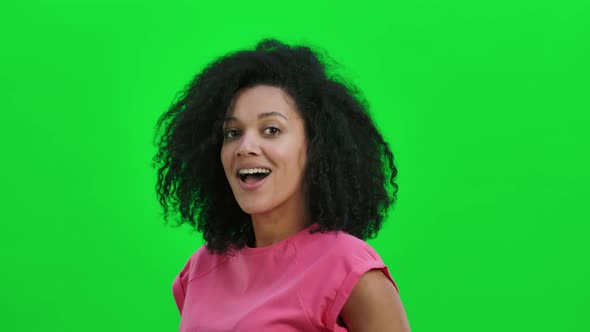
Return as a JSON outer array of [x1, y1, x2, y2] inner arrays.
[[220, 85, 308, 215]]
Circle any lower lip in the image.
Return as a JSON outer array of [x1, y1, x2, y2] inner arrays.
[[237, 173, 271, 191]]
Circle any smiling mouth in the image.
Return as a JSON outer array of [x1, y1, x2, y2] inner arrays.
[[239, 172, 271, 183]]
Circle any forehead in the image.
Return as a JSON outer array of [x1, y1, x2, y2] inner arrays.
[[225, 85, 298, 119]]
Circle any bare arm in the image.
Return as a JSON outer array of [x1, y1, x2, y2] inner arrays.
[[340, 269, 411, 332]]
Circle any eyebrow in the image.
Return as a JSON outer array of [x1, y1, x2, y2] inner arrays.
[[223, 111, 288, 123]]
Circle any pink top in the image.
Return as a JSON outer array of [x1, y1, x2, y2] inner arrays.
[[172, 223, 399, 331]]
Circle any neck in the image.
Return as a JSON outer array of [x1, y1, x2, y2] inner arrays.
[[249, 194, 312, 248]]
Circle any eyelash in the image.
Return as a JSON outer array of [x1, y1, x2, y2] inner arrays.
[[223, 127, 282, 140]]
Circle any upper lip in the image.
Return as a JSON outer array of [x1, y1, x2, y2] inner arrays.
[[235, 163, 272, 176]]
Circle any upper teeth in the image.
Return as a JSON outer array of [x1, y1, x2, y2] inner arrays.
[[239, 168, 271, 175]]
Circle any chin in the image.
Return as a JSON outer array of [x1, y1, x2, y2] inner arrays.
[[239, 206, 269, 215], [237, 201, 274, 215]]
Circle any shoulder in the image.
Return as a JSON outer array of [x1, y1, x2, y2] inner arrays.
[[178, 244, 232, 282], [293, 229, 400, 329], [340, 269, 411, 331], [296, 228, 384, 266], [172, 244, 230, 315]]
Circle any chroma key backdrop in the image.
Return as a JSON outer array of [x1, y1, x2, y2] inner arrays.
[[0, 0, 588, 331]]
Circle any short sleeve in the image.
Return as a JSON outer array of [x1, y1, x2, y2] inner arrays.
[[323, 243, 399, 328], [172, 255, 192, 315]]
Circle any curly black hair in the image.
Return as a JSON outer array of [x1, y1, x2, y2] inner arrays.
[[152, 38, 398, 255]]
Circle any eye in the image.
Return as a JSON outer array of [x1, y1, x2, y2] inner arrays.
[[223, 129, 240, 140], [263, 127, 281, 136]]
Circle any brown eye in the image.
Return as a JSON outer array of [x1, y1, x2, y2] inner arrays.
[[223, 129, 240, 139], [263, 127, 281, 136]]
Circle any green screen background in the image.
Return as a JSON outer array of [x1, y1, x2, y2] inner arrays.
[[1, 1, 588, 331]]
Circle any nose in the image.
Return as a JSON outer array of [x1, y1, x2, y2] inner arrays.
[[236, 132, 261, 157]]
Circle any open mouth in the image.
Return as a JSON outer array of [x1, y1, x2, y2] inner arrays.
[[239, 172, 271, 184]]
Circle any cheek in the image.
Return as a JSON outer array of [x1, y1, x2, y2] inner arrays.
[[297, 144, 308, 170], [274, 143, 306, 174], [281, 152, 306, 179], [220, 147, 232, 174]]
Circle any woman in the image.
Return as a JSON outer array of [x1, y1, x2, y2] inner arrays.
[[153, 39, 411, 331]]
